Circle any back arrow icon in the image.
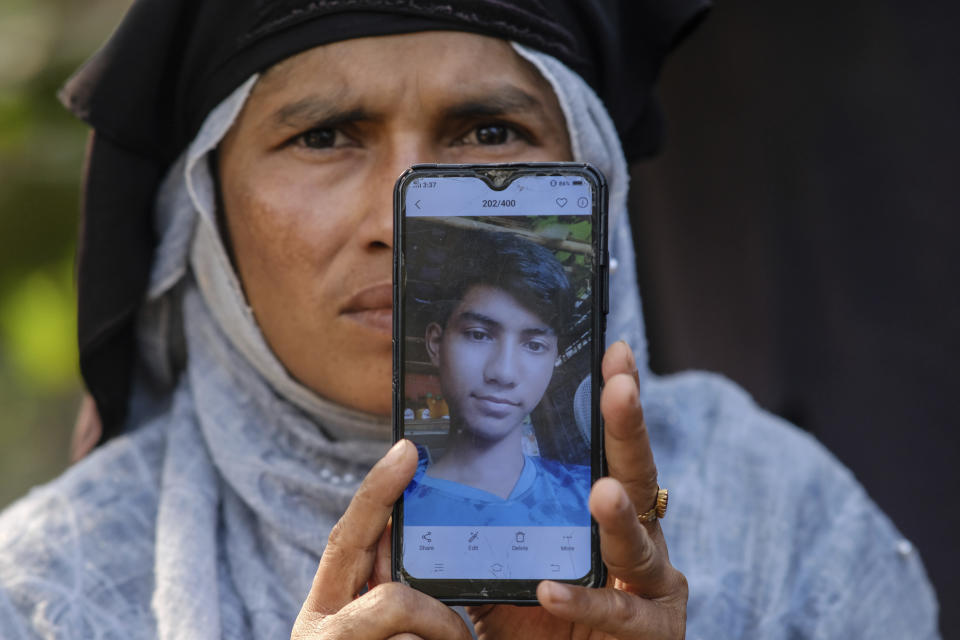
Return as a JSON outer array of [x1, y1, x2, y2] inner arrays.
[[415, 200, 422, 209]]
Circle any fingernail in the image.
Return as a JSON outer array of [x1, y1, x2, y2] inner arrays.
[[625, 347, 638, 374], [545, 581, 571, 604]]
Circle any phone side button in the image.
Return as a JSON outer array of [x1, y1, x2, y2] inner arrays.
[[601, 264, 610, 315]]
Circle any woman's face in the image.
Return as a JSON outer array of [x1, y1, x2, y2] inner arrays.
[[218, 31, 572, 415]]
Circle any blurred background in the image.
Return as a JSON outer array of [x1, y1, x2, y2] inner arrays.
[[631, 1, 959, 632], [0, 0, 956, 633], [0, 0, 134, 507]]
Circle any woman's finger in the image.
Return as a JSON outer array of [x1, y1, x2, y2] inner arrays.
[[537, 579, 686, 640], [305, 583, 473, 640], [369, 520, 394, 588], [301, 439, 418, 614], [600, 363, 660, 526], [601, 339, 640, 387], [590, 477, 678, 596]]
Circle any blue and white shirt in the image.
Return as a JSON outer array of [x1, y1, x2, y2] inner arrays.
[[403, 448, 591, 527]]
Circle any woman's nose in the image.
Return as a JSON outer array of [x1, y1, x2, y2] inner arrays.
[[357, 138, 435, 249]]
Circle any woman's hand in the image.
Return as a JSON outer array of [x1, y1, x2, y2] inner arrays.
[[293, 341, 685, 639], [291, 439, 473, 640], [469, 341, 688, 639]]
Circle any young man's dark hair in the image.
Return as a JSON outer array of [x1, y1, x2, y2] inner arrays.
[[433, 229, 577, 351]]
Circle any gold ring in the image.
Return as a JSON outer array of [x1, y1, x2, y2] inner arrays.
[[637, 487, 669, 523]]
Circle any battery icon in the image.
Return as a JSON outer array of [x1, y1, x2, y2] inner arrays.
[[572, 180, 583, 185]]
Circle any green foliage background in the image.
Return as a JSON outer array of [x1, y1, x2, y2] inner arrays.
[[0, 0, 131, 507]]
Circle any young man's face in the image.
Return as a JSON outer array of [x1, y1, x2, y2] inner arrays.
[[425, 285, 558, 443], [218, 31, 571, 417]]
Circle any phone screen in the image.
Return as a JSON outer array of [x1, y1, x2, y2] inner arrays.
[[393, 164, 607, 602]]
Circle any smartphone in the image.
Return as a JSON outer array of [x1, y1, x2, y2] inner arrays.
[[391, 163, 608, 604]]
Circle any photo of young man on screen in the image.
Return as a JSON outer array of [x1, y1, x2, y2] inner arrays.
[[403, 228, 591, 527]]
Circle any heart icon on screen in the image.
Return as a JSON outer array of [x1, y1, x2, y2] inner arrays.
[[556, 197, 568, 208]]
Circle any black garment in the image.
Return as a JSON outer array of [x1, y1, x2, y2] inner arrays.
[[61, 0, 710, 440]]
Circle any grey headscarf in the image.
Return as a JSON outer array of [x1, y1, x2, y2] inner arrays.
[[136, 44, 645, 639]]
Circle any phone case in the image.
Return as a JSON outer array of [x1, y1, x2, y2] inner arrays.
[[391, 163, 608, 604]]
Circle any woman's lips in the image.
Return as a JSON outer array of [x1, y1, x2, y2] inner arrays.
[[342, 283, 393, 333]]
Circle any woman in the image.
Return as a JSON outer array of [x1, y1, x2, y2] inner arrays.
[[0, 1, 939, 638]]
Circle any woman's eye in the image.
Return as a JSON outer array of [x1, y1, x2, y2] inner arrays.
[[457, 123, 520, 146], [475, 124, 508, 145], [296, 128, 341, 149]]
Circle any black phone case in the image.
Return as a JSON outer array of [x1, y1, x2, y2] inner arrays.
[[391, 162, 608, 604]]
